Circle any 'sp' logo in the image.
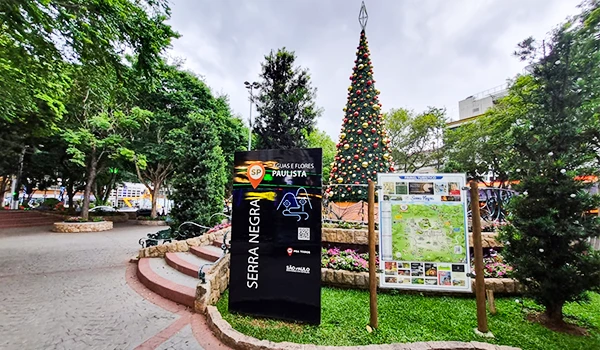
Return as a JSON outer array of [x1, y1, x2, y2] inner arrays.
[[247, 163, 265, 189], [287, 247, 293, 256]]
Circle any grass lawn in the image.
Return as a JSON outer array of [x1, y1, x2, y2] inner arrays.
[[216, 288, 600, 350]]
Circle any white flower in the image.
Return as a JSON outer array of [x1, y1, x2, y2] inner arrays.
[[555, 60, 561, 65], [570, 194, 576, 198], [539, 248, 544, 252], [523, 191, 528, 196], [548, 152, 554, 156], [516, 169, 521, 173], [560, 169, 566, 174], [515, 299, 521, 303]]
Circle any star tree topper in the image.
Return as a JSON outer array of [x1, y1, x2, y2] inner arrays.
[[358, 1, 368, 30]]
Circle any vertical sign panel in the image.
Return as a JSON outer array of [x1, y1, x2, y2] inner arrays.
[[377, 173, 471, 292], [229, 148, 322, 324]]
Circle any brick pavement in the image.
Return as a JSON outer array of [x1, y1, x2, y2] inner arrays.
[[0, 222, 220, 350]]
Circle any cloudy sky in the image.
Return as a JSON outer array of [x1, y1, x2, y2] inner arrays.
[[166, 0, 581, 139]]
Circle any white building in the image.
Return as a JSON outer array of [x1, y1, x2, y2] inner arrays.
[[447, 84, 508, 130]]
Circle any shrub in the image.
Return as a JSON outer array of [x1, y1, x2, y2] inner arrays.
[[321, 247, 379, 272]]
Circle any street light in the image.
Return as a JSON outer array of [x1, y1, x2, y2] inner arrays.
[[244, 81, 260, 151]]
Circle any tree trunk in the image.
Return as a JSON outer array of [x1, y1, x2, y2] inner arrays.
[[67, 181, 75, 214], [544, 302, 564, 324], [82, 149, 98, 221], [151, 182, 160, 219]]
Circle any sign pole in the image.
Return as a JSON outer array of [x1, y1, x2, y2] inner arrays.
[[469, 180, 488, 333], [368, 181, 378, 329]]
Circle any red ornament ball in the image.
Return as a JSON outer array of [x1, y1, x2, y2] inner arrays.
[[354, 155, 359, 160], [371, 128, 376, 133], [367, 80, 372, 86], [363, 147, 368, 151], [353, 111, 359, 117], [390, 166, 395, 171], [341, 159, 346, 163], [373, 142, 379, 148], [357, 129, 363, 135], [362, 174, 366, 178], [363, 53, 368, 58]]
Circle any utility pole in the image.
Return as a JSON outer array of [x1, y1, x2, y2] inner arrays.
[[244, 81, 260, 151]]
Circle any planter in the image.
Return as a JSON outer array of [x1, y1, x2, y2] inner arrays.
[[92, 213, 128, 222], [53, 221, 113, 233], [136, 219, 168, 226]]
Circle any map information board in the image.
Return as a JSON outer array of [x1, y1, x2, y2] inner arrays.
[[378, 173, 471, 292]]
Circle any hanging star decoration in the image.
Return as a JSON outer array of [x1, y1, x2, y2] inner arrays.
[[358, 1, 368, 30]]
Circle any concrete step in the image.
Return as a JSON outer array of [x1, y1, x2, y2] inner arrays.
[[190, 245, 222, 262], [0, 211, 58, 228], [136, 257, 198, 308], [164, 252, 214, 279]]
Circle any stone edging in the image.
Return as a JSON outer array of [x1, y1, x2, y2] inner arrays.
[[205, 305, 520, 350], [322, 227, 378, 245], [195, 254, 230, 313], [136, 219, 168, 226], [53, 221, 113, 233], [138, 228, 228, 258], [321, 268, 522, 295]]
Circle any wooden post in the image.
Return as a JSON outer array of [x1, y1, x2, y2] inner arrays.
[[470, 180, 488, 333], [486, 289, 497, 315], [368, 181, 378, 329]]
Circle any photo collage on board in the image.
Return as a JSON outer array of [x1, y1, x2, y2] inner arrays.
[[383, 261, 468, 288], [382, 179, 462, 202]]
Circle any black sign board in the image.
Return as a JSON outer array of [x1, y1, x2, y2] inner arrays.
[[229, 148, 322, 324]]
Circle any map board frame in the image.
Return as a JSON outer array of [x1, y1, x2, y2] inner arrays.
[[229, 148, 322, 324], [377, 173, 472, 292]]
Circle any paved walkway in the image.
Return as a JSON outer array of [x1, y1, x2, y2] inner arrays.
[[0, 222, 228, 350]]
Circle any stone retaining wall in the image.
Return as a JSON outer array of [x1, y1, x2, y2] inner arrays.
[[322, 228, 378, 245], [322, 228, 504, 249], [321, 268, 522, 294], [53, 221, 113, 233], [205, 306, 520, 350], [195, 254, 230, 313], [137, 228, 227, 258], [135, 219, 168, 226]]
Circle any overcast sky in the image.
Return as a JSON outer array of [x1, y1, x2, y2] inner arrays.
[[166, 0, 581, 139]]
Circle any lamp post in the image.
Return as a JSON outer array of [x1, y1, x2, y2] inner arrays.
[[244, 81, 260, 151]]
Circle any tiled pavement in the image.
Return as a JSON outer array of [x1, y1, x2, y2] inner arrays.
[[0, 222, 223, 350]]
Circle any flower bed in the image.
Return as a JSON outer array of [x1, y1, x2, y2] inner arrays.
[[321, 247, 514, 279]]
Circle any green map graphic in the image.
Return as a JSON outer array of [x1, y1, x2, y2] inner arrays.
[[391, 203, 466, 263]]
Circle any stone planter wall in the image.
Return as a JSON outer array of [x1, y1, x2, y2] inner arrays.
[[205, 306, 520, 350], [320, 268, 521, 295], [135, 219, 168, 226], [94, 213, 128, 222], [195, 254, 230, 313], [53, 221, 113, 233], [137, 228, 227, 258], [322, 228, 378, 245], [468, 232, 502, 248]]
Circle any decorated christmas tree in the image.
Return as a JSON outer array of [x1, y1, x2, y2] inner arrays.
[[327, 2, 394, 201]]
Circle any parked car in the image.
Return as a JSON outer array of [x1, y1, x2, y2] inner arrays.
[[90, 206, 117, 212]]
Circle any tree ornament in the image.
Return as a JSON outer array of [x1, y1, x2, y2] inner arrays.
[[337, 177, 343, 183], [383, 153, 390, 160], [373, 142, 378, 148], [353, 111, 359, 117], [340, 133, 346, 139], [361, 161, 368, 168], [348, 86, 353, 91], [354, 155, 359, 160], [357, 129, 363, 135], [362, 122, 368, 128], [356, 90, 361, 95], [371, 128, 376, 133]]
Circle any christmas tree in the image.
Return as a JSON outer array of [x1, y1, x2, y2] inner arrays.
[[327, 2, 394, 202]]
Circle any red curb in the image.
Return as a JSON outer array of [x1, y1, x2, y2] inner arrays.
[[125, 262, 189, 314], [213, 239, 230, 249], [134, 314, 191, 350], [165, 252, 211, 278], [136, 258, 196, 308], [190, 246, 220, 262]]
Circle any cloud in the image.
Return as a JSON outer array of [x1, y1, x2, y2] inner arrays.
[[167, 0, 581, 139]]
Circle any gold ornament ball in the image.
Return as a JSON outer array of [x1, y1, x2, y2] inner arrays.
[[363, 103, 368, 107], [343, 107, 347, 111], [360, 116, 364, 120], [337, 177, 343, 183], [340, 133, 346, 139], [383, 153, 390, 160], [348, 86, 353, 91], [344, 144, 350, 150], [358, 190, 362, 194], [362, 122, 368, 128], [361, 161, 368, 168], [352, 103, 356, 107]]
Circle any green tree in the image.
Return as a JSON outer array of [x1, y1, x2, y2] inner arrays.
[[170, 113, 227, 227], [328, 30, 393, 201], [443, 76, 536, 184], [253, 48, 321, 149], [306, 129, 336, 179], [500, 0, 600, 325], [132, 64, 245, 217], [384, 107, 446, 173]]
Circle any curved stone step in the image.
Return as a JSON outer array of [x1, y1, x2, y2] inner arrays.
[[164, 252, 214, 279], [212, 238, 230, 249], [136, 257, 197, 308], [190, 245, 222, 262]]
